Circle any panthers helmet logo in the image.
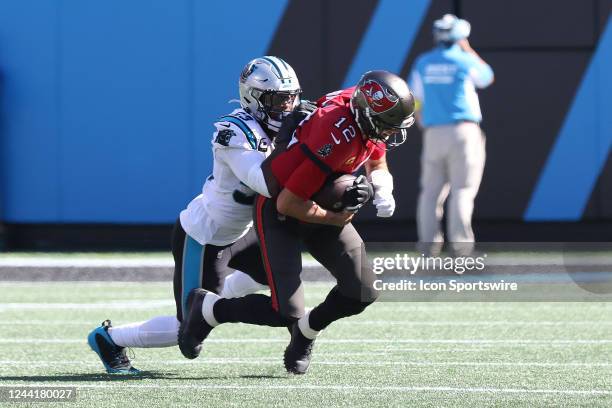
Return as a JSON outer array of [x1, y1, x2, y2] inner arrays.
[[360, 79, 399, 113], [240, 63, 256, 82]]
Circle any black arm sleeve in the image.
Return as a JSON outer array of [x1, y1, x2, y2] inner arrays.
[[275, 100, 317, 146]]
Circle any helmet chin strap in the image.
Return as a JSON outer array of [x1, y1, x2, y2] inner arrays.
[[365, 112, 409, 149], [253, 104, 280, 133], [265, 109, 291, 133], [350, 100, 377, 141], [384, 129, 408, 149], [256, 96, 298, 134], [351, 97, 410, 148], [265, 117, 282, 133]]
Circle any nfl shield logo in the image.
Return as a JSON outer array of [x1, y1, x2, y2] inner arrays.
[[317, 143, 333, 157]]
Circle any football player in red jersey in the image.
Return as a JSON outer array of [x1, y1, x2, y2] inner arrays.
[[178, 71, 416, 374]]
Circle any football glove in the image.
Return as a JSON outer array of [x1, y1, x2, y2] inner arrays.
[[264, 100, 318, 196], [342, 175, 374, 212], [276, 100, 317, 145], [370, 169, 395, 217]]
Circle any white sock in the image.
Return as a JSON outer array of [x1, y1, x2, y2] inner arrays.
[[201, 291, 221, 327], [108, 315, 179, 348], [298, 311, 320, 340], [220, 270, 267, 298]]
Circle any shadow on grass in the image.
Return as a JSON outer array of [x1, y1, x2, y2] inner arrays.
[[0, 371, 241, 382], [240, 373, 288, 380]]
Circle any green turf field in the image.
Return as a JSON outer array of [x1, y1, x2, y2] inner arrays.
[[0, 282, 610, 407]]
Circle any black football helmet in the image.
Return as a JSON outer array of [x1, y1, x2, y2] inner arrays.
[[350, 70, 416, 148]]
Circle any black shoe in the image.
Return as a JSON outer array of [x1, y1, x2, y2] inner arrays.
[[87, 320, 140, 374], [178, 288, 214, 359], [284, 323, 316, 374]]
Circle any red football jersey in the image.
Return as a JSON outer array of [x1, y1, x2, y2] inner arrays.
[[270, 87, 386, 200]]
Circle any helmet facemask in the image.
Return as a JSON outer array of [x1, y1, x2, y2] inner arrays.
[[351, 101, 414, 149], [253, 89, 301, 132], [350, 75, 415, 150], [238, 56, 302, 133]]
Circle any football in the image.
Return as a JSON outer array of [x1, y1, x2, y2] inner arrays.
[[311, 173, 357, 212]]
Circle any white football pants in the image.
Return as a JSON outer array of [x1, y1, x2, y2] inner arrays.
[[108, 270, 265, 348]]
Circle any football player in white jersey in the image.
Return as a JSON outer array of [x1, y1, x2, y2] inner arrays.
[[87, 56, 302, 374]]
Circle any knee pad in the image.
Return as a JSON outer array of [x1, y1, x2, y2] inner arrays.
[[221, 270, 267, 298]]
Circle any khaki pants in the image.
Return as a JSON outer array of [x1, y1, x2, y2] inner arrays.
[[417, 122, 486, 254]]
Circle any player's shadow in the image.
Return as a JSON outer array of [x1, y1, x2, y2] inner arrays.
[[240, 373, 287, 380], [0, 372, 237, 382]]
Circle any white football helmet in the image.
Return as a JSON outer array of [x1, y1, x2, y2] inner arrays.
[[239, 56, 301, 133]]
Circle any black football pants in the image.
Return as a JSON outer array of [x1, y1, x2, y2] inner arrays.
[[171, 219, 267, 322], [212, 195, 379, 330]]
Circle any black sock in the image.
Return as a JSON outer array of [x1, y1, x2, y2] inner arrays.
[[213, 294, 295, 327], [308, 286, 373, 331]]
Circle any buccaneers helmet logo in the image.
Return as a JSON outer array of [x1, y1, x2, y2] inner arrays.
[[360, 79, 399, 113]]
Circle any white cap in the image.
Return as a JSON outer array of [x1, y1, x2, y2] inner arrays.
[[433, 14, 471, 43]]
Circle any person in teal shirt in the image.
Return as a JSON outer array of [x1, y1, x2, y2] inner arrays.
[[409, 14, 494, 256]]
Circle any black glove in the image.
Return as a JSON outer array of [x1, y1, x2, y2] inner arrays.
[[342, 175, 374, 212], [296, 100, 317, 115], [275, 100, 317, 145]]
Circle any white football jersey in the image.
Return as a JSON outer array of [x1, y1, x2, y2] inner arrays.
[[180, 108, 273, 246]]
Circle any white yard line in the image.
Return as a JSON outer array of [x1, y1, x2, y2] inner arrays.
[[1, 300, 609, 313], [0, 359, 610, 368], [368, 305, 612, 313], [1, 319, 610, 326], [0, 338, 610, 345], [0, 259, 174, 268], [373, 347, 499, 352], [338, 320, 612, 326], [312, 361, 612, 367], [381, 344, 591, 350], [0, 383, 608, 396], [0, 301, 175, 311], [0, 258, 323, 268], [0, 282, 172, 287]]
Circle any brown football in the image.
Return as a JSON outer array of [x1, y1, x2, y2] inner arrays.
[[311, 173, 357, 212]]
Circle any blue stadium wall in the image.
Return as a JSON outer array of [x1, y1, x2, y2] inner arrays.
[[0, 1, 610, 246]]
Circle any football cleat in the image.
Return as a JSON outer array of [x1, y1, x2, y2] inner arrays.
[[284, 323, 316, 374], [87, 320, 140, 374], [178, 288, 214, 359]]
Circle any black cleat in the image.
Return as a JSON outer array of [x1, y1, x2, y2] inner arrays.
[[284, 323, 316, 374], [87, 320, 140, 374], [178, 288, 214, 359]]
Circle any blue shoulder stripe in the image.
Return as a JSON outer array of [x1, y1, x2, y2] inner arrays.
[[218, 116, 257, 149]]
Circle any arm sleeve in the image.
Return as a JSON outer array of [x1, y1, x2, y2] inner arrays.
[[216, 147, 271, 197], [467, 56, 494, 89]]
